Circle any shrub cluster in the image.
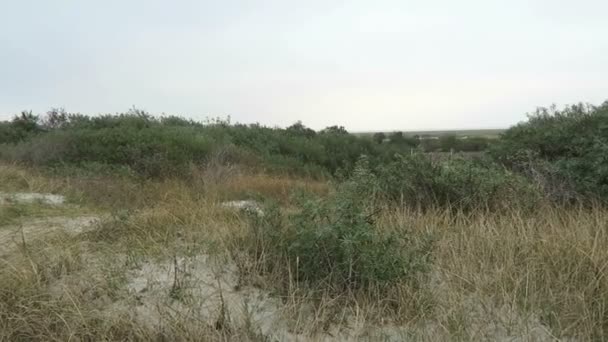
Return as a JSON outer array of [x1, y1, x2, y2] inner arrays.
[[0, 108, 499, 179], [1, 101, 607, 206], [0, 110, 412, 178], [376, 154, 541, 211], [491, 101, 608, 202], [242, 158, 434, 293]]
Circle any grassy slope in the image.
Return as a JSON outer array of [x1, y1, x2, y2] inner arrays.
[[0, 163, 606, 341]]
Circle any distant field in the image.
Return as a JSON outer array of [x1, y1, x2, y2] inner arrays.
[[355, 128, 505, 139]]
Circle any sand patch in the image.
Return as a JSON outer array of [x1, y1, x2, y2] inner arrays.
[[221, 200, 264, 216], [0, 192, 66, 205], [125, 254, 299, 340]]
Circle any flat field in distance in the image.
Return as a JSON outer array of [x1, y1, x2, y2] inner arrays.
[[354, 128, 505, 139]]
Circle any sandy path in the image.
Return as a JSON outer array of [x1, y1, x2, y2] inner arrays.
[[0, 215, 99, 255]]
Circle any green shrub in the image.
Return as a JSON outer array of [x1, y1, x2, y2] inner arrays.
[[491, 101, 608, 201], [0, 130, 74, 165], [1, 125, 215, 178], [0, 111, 41, 144], [376, 154, 540, 210], [0, 110, 416, 178], [243, 157, 434, 292], [388, 131, 420, 148]]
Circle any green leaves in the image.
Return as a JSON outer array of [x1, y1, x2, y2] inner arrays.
[[492, 101, 608, 201], [247, 157, 434, 292], [374, 153, 540, 211]]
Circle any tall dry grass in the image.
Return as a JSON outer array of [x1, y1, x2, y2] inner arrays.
[[379, 205, 608, 340]]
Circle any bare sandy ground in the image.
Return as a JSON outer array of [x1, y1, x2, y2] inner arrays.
[[0, 192, 66, 205]]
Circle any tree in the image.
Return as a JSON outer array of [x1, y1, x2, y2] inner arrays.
[[389, 131, 419, 148], [0, 110, 42, 143], [321, 125, 349, 135], [372, 132, 386, 144], [42, 108, 69, 129], [286, 121, 316, 138], [12, 110, 39, 132], [388, 131, 405, 144], [439, 135, 458, 152]]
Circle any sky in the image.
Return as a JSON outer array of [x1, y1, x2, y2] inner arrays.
[[1, 0, 607, 131]]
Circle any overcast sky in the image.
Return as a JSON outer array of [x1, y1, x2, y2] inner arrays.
[[1, 1, 607, 131]]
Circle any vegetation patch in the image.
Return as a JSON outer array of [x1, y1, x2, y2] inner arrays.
[[491, 101, 608, 202], [238, 158, 434, 296], [1, 101, 608, 340]]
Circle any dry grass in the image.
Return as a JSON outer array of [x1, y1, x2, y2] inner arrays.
[[1, 163, 607, 341], [379, 206, 608, 340], [0, 163, 66, 194], [213, 173, 330, 203]]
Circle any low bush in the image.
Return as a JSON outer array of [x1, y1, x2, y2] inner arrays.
[[2, 101, 606, 207], [240, 157, 434, 293], [0, 111, 41, 144], [491, 101, 608, 201], [376, 154, 540, 210], [0, 110, 403, 178]]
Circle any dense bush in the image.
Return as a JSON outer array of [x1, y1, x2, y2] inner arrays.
[[2, 101, 606, 206], [0, 110, 417, 178], [1, 125, 216, 177], [0, 111, 41, 144], [376, 154, 540, 210], [491, 101, 608, 201], [388, 131, 420, 148], [243, 157, 434, 291]]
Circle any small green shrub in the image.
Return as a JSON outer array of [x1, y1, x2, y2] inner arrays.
[[243, 157, 434, 292]]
